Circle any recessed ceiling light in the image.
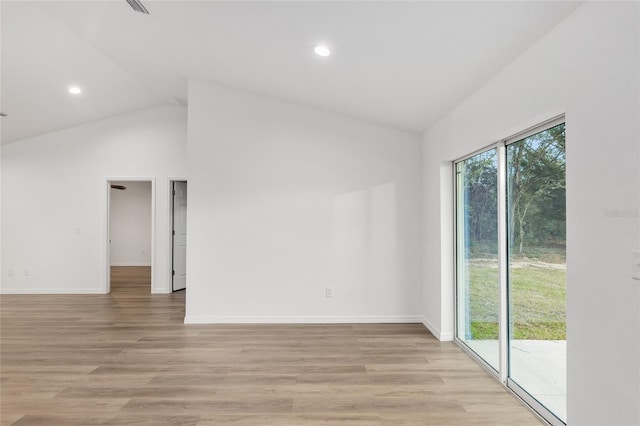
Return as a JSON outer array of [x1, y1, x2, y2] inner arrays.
[[68, 86, 82, 95], [314, 45, 331, 57]]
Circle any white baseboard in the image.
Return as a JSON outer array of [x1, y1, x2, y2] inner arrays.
[[184, 315, 424, 325], [0, 288, 105, 294], [110, 262, 151, 267], [421, 316, 454, 341]]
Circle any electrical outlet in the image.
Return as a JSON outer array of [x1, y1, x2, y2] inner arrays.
[[23, 269, 29, 277], [325, 287, 333, 298], [633, 249, 640, 281], [8, 269, 13, 277]]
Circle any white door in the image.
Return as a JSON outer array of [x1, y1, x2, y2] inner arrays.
[[172, 181, 187, 291]]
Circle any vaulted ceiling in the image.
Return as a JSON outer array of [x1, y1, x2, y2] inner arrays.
[[0, 1, 581, 144]]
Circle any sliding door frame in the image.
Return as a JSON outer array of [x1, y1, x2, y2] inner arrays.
[[453, 114, 566, 426], [452, 144, 501, 379]]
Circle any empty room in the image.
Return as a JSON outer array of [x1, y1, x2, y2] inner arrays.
[[1, 1, 638, 425]]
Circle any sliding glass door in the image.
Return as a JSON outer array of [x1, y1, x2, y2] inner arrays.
[[506, 123, 566, 422], [455, 119, 566, 425], [456, 149, 499, 371]]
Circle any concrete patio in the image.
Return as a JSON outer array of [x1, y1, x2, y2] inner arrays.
[[464, 339, 566, 422]]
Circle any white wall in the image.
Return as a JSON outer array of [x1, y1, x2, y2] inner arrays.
[[422, 2, 639, 425], [1, 104, 187, 293], [186, 80, 422, 323], [109, 181, 152, 266]]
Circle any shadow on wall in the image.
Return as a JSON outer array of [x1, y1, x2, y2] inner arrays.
[[333, 182, 397, 298]]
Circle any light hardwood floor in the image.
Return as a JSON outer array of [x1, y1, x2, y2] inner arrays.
[[1, 267, 542, 425]]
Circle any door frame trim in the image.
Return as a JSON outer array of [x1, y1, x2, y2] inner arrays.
[[104, 177, 156, 294], [168, 178, 188, 292]]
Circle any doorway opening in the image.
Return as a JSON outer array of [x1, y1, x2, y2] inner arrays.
[[106, 179, 154, 294], [170, 180, 187, 292]]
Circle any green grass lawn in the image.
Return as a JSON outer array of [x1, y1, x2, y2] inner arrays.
[[462, 261, 566, 340]]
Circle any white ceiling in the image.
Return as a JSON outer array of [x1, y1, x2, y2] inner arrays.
[[0, 1, 582, 144]]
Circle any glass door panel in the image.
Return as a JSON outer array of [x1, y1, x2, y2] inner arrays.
[[456, 149, 499, 371], [506, 123, 567, 422]]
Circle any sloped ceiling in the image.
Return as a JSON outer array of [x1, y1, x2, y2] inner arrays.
[[0, 1, 582, 144]]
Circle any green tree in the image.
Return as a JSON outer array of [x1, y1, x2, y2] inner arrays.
[[507, 124, 566, 256], [462, 150, 498, 257]]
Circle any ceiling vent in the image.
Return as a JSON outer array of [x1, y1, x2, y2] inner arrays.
[[126, 0, 149, 14]]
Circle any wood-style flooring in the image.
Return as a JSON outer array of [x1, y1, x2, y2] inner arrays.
[[1, 267, 542, 425]]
